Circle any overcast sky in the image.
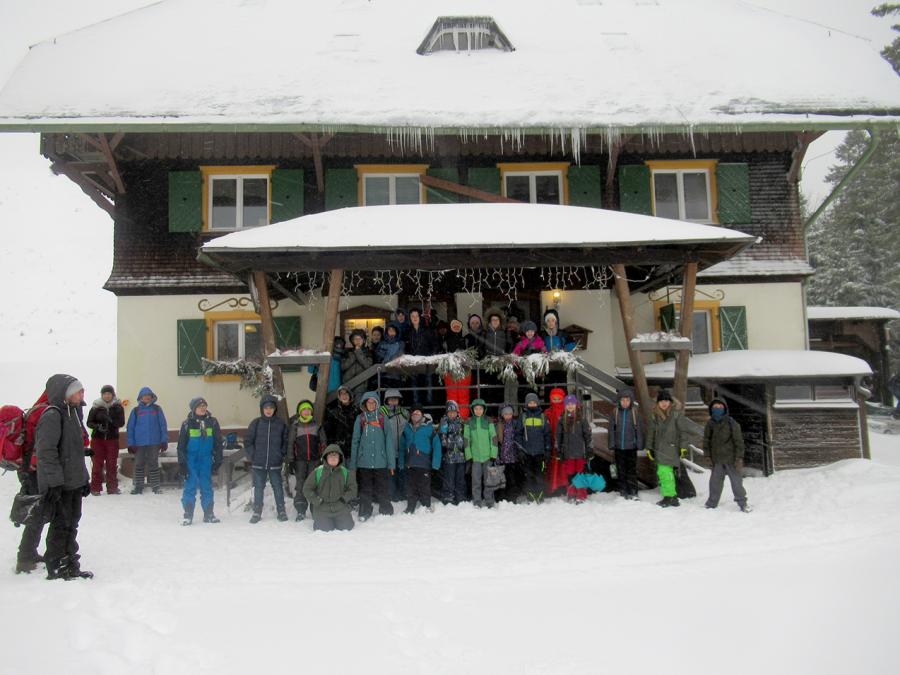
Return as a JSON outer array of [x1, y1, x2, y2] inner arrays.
[[0, 0, 894, 403]]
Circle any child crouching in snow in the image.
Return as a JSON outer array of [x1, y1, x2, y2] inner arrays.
[[176, 397, 222, 525], [302, 445, 357, 532], [555, 395, 592, 504]]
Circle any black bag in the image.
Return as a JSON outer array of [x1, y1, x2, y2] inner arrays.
[[309, 371, 319, 392], [484, 462, 506, 490], [675, 464, 696, 499], [9, 493, 43, 528]]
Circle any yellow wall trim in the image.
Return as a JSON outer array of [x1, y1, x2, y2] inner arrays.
[[645, 159, 718, 224], [653, 298, 722, 353], [203, 310, 262, 382]]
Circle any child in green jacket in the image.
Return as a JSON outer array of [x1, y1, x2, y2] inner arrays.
[[464, 398, 498, 508]]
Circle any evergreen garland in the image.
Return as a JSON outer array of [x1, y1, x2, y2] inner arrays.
[[202, 358, 277, 399]]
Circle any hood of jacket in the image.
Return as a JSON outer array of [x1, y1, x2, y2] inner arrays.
[[616, 388, 636, 409], [322, 444, 345, 465], [46, 374, 79, 408], [92, 396, 121, 409], [259, 394, 279, 413], [707, 398, 729, 415], [136, 386, 158, 406], [410, 412, 434, 430], [358, 390, 380, 411], [467, 313, 483, 334], [384, 321, 402, 343]]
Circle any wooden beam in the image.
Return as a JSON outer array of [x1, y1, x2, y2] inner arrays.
[[108, 132, 125, 150], [314, 268, 344, 423], [268, 274, 306, 306], [419, 174, 519, 203], [672, 261, 698, 404], [293, 133, 333, 193], [50, 162, 115, 217], [787, 131, 824, 184], [612, 263, 652, 415], [97, 133, 126, 194], [252, 271, 289, 421]]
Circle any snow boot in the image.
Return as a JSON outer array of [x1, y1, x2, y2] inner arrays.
[[249, 513, 261, 524], [64, 559, 94, 580], [182, 514, 193, 526], [276, 510, 288, 522], [739, 503, 753, 513], [109, 488, 122, 495], [295, 512, 305, 522], [130, 487, 142, 495], [15, 559, 37, 574], [152, 487, 163, 494], [90, 490, 101, 497], [203, 511, 220, 523]]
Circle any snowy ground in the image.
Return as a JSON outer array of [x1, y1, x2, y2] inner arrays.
[[1, 428, 898, 675]]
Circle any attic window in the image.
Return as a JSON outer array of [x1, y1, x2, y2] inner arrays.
[[417, 17, 514, 55]]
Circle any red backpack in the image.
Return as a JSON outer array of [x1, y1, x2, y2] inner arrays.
[[1, 392, 55, 473]]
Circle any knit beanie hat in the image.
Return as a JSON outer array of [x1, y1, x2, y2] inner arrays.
[[100, 384, 116, 396], [657, 389, 673, 402], [65, 379, 84, 399], [524, 393, 541, 406], [189, 396, 208, 412], [500, 404, 514, 417], [563, 394, 578, 406]]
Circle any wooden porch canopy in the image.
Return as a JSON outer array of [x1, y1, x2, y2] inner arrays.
[[198, 203, 756, 419]]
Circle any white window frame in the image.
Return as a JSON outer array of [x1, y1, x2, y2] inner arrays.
[[362, 173, 424, 206], [208, 174, 270, 231], [650, 169, 713, 223], [502, 170, 564, 204], [213, 320, 262, 361]]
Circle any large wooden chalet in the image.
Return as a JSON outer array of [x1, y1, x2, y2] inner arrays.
[[1, 0, 897, 472]]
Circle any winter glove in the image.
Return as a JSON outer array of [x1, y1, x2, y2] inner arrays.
[[645, 449, 654, 462], [44, 485, 63, 506], [735, 458, 744, 473], [84, 447, 95, 457], [680, 448, 687, 458], [178, 463, 188, 479], [127, 446, 136, 454], [81, 484, 91, 498], [159, 442, 168, 455]]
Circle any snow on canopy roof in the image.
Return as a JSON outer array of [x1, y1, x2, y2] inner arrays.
[[199, 203, 755, 253], [618, 350, 872, 381], [1, 0, 898, 133], [807, 306, 900, 321]]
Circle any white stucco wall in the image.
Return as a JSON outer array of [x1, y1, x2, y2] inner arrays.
[[116, 293, 395, 430]]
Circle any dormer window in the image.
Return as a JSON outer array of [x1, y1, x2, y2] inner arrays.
[[417, 17, 514, 55]]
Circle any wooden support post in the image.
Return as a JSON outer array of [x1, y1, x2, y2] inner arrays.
[[612, 263, 652, 415], [252, 271, 288, 421], [314, 268, 344, 423], [673, 262, 698, 404]]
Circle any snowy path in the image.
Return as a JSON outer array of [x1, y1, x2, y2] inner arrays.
[[2, 438, 899, 675]]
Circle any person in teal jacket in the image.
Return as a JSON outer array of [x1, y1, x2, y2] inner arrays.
[[349, 391, 395, 521], [400, 407, 441, 514], [464, 398, 498, 508]]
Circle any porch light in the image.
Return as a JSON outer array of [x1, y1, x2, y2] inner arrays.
[[552, 290, 561, 308]]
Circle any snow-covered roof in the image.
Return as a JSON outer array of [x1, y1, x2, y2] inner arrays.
[[1, 0, 898, 133], [618, 350, 872, 380], [807, 306, 900, 321], [698, 258, 814, 278], [200, 203, 755, 253]]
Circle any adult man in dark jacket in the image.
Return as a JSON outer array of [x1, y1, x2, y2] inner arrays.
[[342, 329, 373, 400], [608, 387, 643, 500], [703, 399, 750, 512], [406, 308, 436, 406], [36, 373, 93, 580]]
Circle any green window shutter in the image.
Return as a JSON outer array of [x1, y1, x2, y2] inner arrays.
[[568, 165, 602, 208], [719, 306, 748, 350], [659, 304, 676, 332], [324, 169, 358, 210], [618, 165, 652, 215], [466, 167, 501, 198], [425, 168, 460, 203], [716, 163, 751, 225], [271, 169, 305, 223], [168, 171, 202, 232], [273, 316, 303, 372], [177, 319, 207, 376]]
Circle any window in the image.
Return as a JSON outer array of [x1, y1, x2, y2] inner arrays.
[[646, 160, 718, 223], [775, 384, 852, 402], [499, 163, 569, 204], [656, 300, 721, 354], [356, 165, 428, 206], [213, 320, 263, 363], [775, 384, 813, 401], [417, 17, 515, 55], [201, 166, 274, 231]]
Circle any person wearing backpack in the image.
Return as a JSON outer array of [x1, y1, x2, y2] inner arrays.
[[608, 387, 643, 500], [86, 385, 125, 496], [464, 398, 498, 508], [126, 386, 169, 494], [349, 391, 395, 521], [176, 397, 223, 526], [302, 445, 357, 531], [36, 374, 93, 580], [703, 399, 751, 512], [519, 393, 552, 503], [645, 389, 690, 508], [556, 395, 593, 504], [287, 399, 326, 522]]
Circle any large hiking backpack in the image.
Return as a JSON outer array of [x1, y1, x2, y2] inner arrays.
[[314, 464, 349, 485], [0, 405, 25, 472]]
